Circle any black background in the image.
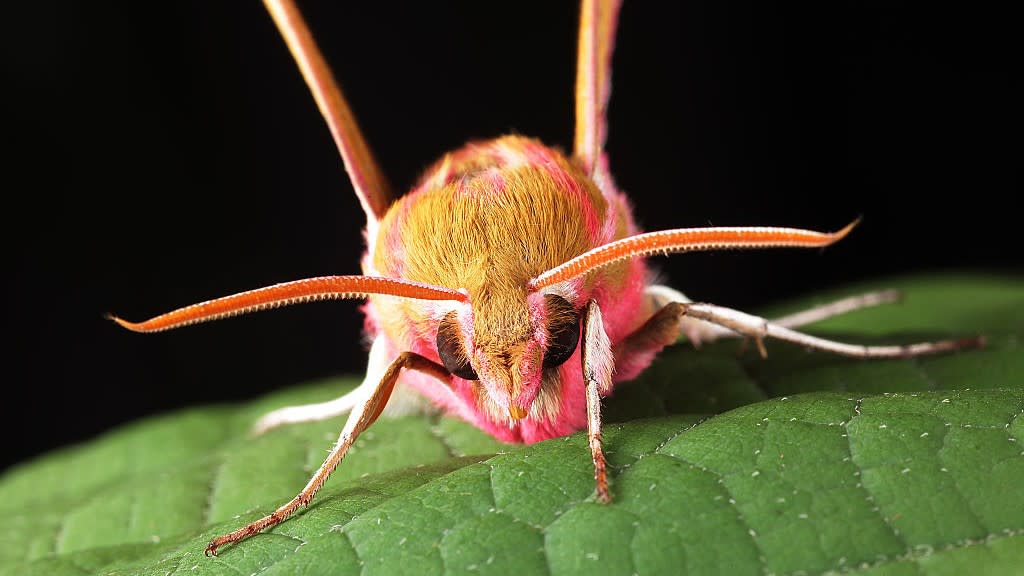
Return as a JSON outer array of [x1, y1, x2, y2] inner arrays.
[[7, 2, 1018, 472]]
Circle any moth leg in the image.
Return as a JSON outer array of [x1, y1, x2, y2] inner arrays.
[[205, 352, 450, 557], [762, 289, 903, 330], [251, 335, 391, 435], [680, 302, 984, 359], [644, 285, 907, 348], [616, 288, 977, 376], [582, 299, 614, 503], [251, 391, 362, 436], [731, 290, 906, 357], [643, 285, 727, 347]]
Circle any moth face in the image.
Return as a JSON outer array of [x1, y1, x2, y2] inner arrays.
[[435, 294, 581, 423]]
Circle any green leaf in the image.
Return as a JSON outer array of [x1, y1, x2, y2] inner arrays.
[[2, 274, 1021, 575]]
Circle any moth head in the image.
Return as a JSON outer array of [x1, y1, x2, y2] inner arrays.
[[435, 291, 581, 424]]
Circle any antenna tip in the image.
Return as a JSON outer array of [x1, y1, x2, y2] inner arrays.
[[845, 215, 863, 232], [833, 216, 863, 241], [106, 312, 142, 332]]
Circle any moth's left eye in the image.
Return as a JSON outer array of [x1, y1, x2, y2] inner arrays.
[[542, 295, 580, 369], [437, 311, 479, 380]]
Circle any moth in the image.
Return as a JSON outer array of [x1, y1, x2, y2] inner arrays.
[[110, 0, 981, 557]]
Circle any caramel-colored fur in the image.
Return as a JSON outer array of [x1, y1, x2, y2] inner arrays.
[[370, 136, 615, 421], [374, 138, 605, 333]]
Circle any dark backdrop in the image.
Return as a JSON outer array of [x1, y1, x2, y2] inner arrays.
[[7, 2, 1018, 471]]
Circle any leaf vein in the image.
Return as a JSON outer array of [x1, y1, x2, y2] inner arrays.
[[935, 417, 989, 534], [842, 404, 911, 558], [427, 414, 459, 459], [202, 454, 229, 527], [653, 450, 770, 575], [820, 529, 1024, 575], [54, 508, 69, 555], [1004, 405, 1024, 444]]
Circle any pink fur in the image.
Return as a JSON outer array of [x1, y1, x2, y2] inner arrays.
[[364, 137, 661, 445]]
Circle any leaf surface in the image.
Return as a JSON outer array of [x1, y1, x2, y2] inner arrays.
[[2, 274, 1021, 575]]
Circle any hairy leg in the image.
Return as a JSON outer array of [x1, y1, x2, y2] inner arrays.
[[582, 299, 614, 503], [251, 335, 391, 435], [642, 285, 906, 348], [206, 351, 450, 556], [616, 290, 980, 366], [679, 302, 983, 358]]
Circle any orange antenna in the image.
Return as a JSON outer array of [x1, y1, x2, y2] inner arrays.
[[529, 218, 860, 291], [263, 0, 392, 221], [108, 276, 466, 333]]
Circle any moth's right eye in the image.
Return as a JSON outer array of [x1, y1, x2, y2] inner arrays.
[[436, 312, 479, 380]]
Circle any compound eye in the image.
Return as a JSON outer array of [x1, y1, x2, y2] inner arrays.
[[436, 311, 479, 380], [542, 295, 580, 369]]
